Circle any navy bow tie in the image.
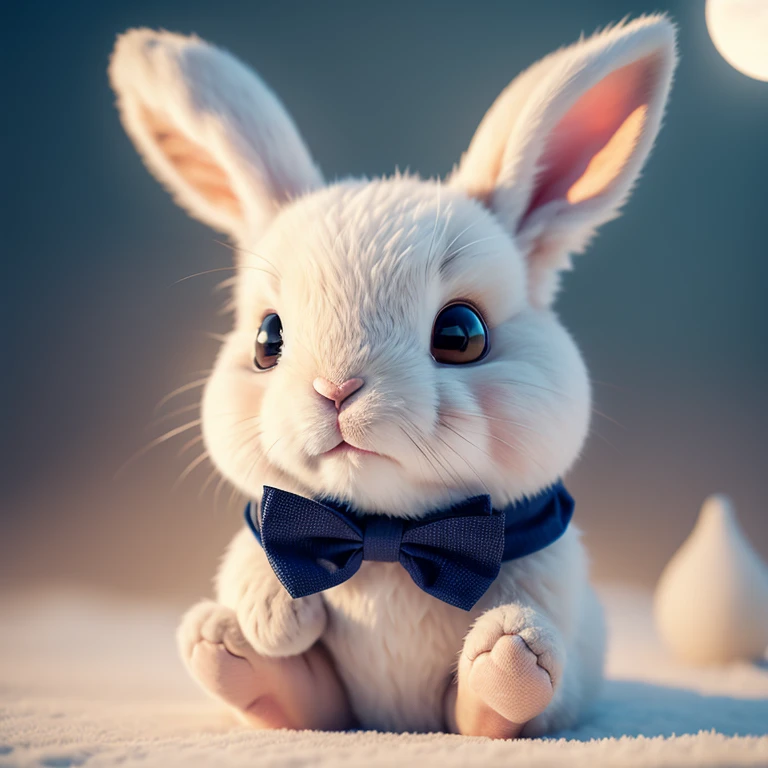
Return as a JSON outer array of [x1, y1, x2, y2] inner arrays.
[[245, 483, 574, 611]]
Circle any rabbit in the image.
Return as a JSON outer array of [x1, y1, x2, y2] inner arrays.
[[109, 14, 677, 738]]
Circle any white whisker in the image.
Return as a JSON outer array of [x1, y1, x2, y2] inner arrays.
[[150, 403, 200, 427], [172, 451, 210, 491], [155, 379, 208, 414], [178, 434, 203, 455], [116, 419, 201, 478]]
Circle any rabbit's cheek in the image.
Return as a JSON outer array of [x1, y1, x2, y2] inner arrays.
[[473, 382, 542, 472]]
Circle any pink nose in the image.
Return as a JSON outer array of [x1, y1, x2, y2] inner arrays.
[[312, 376, 364, 411]]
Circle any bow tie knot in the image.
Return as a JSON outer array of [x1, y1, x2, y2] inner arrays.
[[362, 516, 402, 562], [245, 483, 574, 611]]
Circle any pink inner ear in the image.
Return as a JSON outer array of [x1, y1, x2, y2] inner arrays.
[[141, 106, 242, 219], [521, 54, 661, 224]]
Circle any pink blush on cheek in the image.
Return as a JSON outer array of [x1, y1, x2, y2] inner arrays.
[[474, 384, 531, 475]]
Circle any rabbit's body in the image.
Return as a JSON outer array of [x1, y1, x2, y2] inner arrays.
[[218, 522, 603, 733], [110, 14, 676, 737]]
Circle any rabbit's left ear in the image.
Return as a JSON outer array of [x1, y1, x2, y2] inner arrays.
[[109, 29, 323, 239], [451, 16, 677, 306]]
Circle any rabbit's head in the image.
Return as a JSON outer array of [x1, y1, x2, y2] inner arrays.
[[110, 17, 676, 515]]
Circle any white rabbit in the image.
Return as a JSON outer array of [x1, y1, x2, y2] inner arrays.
[[109, 15, 677, 737]]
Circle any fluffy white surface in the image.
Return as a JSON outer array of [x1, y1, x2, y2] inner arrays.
[[1, 586, 766, 767]]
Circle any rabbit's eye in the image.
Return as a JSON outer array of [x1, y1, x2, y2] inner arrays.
[[254, 313, 283, 370], [431, 302, 489, 365]]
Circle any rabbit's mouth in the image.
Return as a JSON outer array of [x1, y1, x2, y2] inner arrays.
[[322, 440, 391, 462]]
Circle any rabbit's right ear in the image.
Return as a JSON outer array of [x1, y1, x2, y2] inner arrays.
[[451, 16, 677, 307], [109, 29, 323, 239]]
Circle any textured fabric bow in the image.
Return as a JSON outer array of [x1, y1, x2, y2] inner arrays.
[[245, 483, 574, 611]]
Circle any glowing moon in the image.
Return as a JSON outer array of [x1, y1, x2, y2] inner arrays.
[[706, 0, 768, 82]]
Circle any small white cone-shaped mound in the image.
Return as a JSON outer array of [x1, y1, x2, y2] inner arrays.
[[654, 494, 768, 664]]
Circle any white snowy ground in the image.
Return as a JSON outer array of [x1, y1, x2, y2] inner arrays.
[[1, 586, 767, 767]]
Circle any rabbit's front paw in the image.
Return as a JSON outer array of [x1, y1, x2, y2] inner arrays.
[[460, 604, 564, 725], [237, 582, 327, 658], [177, 600, 251, 664]]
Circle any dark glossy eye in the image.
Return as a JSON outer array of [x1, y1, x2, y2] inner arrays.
[[254, 313, 283, 370], [431, 302, 489, 365]]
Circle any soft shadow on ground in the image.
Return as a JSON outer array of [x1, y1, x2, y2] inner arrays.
[[554, 680, 768, 741]]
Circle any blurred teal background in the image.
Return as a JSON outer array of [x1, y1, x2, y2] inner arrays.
[[2, 0, 766, 603]]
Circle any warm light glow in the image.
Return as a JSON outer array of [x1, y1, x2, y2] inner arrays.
[[567, 105, 647, 204], [706, 0, 768, 82]]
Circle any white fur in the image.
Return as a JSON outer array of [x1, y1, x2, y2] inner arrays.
[[110, 16, 676, 733]]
